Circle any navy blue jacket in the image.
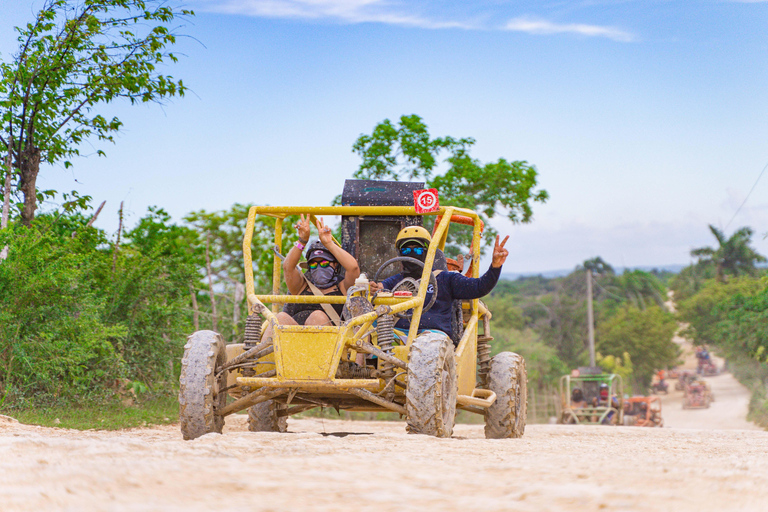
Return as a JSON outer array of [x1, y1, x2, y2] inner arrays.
[[381, 265, 502, 334]]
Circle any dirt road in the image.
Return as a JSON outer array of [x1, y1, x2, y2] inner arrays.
[[2, 401, 767, 512]]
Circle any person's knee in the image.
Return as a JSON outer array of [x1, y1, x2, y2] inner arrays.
[[276, 312, 292, 324], [305, 310, 331, 326]]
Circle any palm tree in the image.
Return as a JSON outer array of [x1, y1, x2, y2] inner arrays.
[[691, 225, 766, 281], [612, 270, 667, 310]]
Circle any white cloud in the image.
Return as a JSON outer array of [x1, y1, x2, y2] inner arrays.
[[197, 0, 476, 29], [193, 1, 635, 41], [505, 16, 635, 42]]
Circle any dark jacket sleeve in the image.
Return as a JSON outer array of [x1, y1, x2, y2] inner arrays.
[[446, 265, 502, 300], [380, 273, 403, 291]]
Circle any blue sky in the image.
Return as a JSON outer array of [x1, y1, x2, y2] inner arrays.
[[2, 0, 768, 273]]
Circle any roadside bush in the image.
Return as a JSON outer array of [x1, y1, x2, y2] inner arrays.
[[0, 211, 196, 407], [0, 220, 124, 404]]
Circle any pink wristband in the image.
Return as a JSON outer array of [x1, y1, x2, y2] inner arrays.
[[295, 240, 306, 250]]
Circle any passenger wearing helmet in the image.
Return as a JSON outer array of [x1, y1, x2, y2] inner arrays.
[[370, 226, 509, 340], [276, 214, 360, 326]]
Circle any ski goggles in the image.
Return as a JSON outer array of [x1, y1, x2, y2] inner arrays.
[[399, 247, 426, 256]]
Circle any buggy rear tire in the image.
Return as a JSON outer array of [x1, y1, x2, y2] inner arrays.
[[405, 332, 457, 438], [247, 400, 288, 432], [179, 330, 227, 440], [484, 352, 527, 439]]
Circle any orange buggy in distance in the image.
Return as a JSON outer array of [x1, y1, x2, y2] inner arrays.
[[623, 396, 663, 427]]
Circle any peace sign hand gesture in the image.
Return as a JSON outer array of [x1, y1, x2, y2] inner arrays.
[[317, 217, 334, 246], [491, 235, 510, 268], [296, 214, 311, 242]]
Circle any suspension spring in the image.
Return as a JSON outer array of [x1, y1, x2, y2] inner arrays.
[[243, 314, 263, 377], [244, 314, 262, 349], [376, 314, 396, 375]]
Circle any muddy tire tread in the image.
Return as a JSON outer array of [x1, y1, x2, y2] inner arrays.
[[484, 351, 527, 439], [405, 332, 457, 438], [179, 330, 226, 440], [247, 400, 288, 432]]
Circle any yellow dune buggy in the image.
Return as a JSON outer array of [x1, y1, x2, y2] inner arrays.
[[179, 180, 527, 439]]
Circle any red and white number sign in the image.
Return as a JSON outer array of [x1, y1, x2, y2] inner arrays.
[[413, 188, 440, 213]]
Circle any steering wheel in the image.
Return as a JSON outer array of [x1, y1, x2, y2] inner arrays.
[[373, 256, 438, 318]]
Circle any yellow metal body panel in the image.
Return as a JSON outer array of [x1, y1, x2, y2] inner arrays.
[[273, 326, 343, 380], [236, 377, 381, 392], [455, 315, 479, 395], [225, 344, 245, 390]]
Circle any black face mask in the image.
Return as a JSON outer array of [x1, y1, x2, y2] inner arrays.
[[402, 255, 426, 279]]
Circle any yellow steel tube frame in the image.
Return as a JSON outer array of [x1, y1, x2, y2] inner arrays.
[[242, 205, 486, 396]]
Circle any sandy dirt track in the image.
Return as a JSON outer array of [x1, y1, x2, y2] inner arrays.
[[2, 399, 767, 512]]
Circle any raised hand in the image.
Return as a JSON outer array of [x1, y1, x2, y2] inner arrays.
[[491, 235, 509, 268], [296, 214, 311, 242], [317, 217, 334, 246]]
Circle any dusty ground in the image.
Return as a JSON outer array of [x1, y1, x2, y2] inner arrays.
[[2, 310, 765, 512], [2, 374, 767, 512]]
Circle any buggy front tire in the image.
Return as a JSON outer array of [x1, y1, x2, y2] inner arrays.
[[405, 332, 458, 438], [484, 352, 527, 439], [179, 330, 227, 440], [247, 400, 288, 432]]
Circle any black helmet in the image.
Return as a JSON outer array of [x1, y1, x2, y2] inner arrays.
[[305, 241, 336, 263]]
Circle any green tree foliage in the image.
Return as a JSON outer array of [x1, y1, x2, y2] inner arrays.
[[487, 260, 674, 386], [0, 0, 192, 224], [595, 305, 679, 387], [183, 205, 299, 340], [597, 352, 634, 393], [492, 328, 568, 388], [604, 270, 668, 312], [676, 276, 764, 350], [0, 210, 194, 406], [716, 284, 768, 363], [347, 114, 548, 253], [581, 256, 614, 275], [668, 262, 717, 302], [690, 225, 766, 282]]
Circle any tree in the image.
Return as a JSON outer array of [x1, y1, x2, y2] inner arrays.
[[347, 114, 548, 253], [184, 205, 299, 339], [596, 304, 679, 386], [0, 0, 192, 225], [580, 256, 613, 276], [605, 270, 667, 311], [691, 225, 766, 282]]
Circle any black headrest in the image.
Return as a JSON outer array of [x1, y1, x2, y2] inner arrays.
[[433, 249, 448, 271]]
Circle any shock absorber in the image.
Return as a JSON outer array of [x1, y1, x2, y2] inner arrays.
[[243, 313, 262, 349], [376, 313, 397, 394], [242, 314, 263, 378]]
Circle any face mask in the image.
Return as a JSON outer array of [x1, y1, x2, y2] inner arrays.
[[310, 265, 336, 287], [401, 251, 426, 279]]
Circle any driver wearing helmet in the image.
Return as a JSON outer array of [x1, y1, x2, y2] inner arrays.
[[272, 214, 360, 328], [369, 226, 509, 342]]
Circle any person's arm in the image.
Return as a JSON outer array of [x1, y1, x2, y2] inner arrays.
[[284, 214, 311, 295], [370, 273, 402, 293], [317, 217, 360, 289], [447, 235, 510, 299]]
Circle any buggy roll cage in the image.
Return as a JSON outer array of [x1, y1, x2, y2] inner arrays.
[[242, 205, 484, 348]]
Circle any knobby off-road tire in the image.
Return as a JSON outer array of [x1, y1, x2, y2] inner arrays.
[[405, 332, 458, 438], [247, 400, 287, 432], [484, 352, 527, 439], [179, 330, 227, 440]]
